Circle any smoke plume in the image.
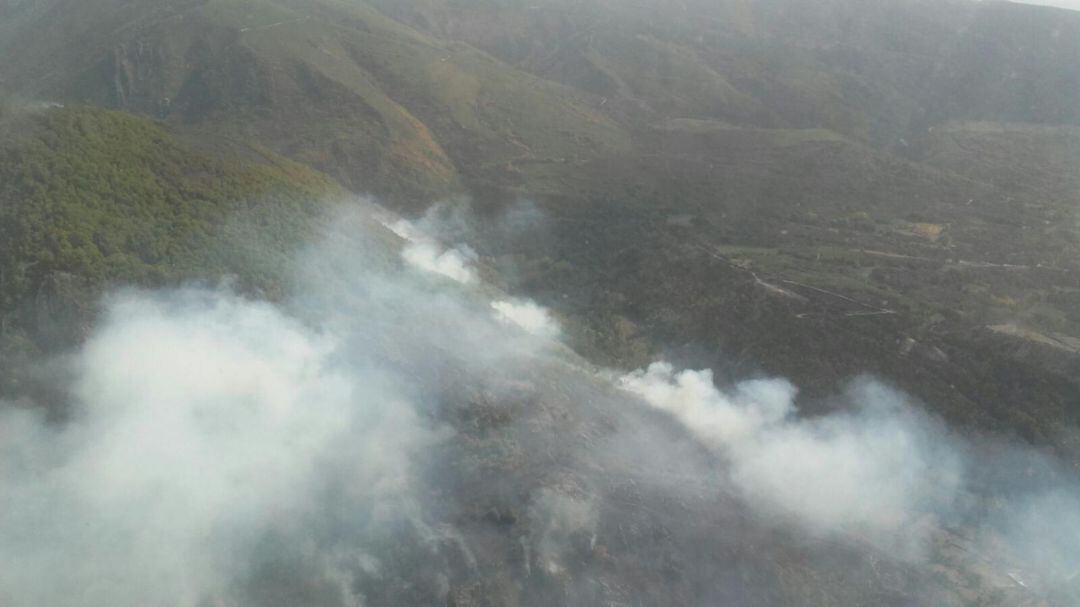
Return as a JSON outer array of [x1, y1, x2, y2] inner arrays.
[[1, 202, 1079, 606], [618, 363, 963, 554], [0, 286, 435, 607], [386, 218, 478, 284], [492, 299, 561, 339]]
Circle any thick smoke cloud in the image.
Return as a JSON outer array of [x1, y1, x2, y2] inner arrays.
[[617, 360, 1080, 600], [0, 205, 553, 607], [618, 363, 964, 555], [0, 287, 435, 607]]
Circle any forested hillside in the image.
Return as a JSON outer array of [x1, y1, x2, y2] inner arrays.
[[0, 105, 340, 393]]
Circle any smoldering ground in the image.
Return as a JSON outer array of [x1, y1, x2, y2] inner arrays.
[[1, 202, 1079, 606]]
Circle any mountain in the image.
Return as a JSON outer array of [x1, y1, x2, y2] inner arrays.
[[0, 0, 632, 206], [2, 1, 1080, 605], [2, 0, 1078, 460], [2, 0, 1079, 465], [369, 0, 1080, 139]]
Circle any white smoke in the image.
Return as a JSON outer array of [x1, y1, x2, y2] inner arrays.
[[384, 213, 559, 342], [0, 288, 434, 607], [618, 363, 794, 445], [386, 218, 478, 284], [3, 202, 1080, 604], [619, 362, 964, 553], [528, 488, 598, 577], [385, 217, 422, 242], [491, 299, 560, 339], [402, 242, 478, 284], [384, 206, 559, 340], [999, 489, 1080, 579], [408, 198, 546, 248]]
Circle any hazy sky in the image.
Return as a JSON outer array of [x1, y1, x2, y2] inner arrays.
[[1012, 0, 1080, 10]]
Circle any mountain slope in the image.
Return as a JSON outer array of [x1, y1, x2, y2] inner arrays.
[[0, 104, 341, 391], [2, 2, 1080, 605], [371, 0, 1080, 143], [0, 0, 632, 205], [3, 0, 1079, 456]]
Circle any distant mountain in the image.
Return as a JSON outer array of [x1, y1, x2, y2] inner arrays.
[[370, 0, 1080, 140], [0, 104, 340, 393], [5, 1, 1076, 196], [0, 0, 632, 206]]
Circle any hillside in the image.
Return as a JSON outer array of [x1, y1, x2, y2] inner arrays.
[[0, 104, 342, 395], [370, 0, 1080, 142], [2, 1, 1080, 605], [0, 0, 632, 206], [1, 0, 1077, 463], [1, 0, 1077, 461]]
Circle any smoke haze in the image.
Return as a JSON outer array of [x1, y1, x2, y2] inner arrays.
[[0, 287, 434, 606], [1, 203, 1079, 605]]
